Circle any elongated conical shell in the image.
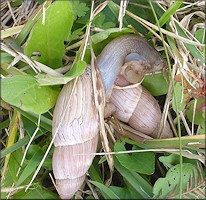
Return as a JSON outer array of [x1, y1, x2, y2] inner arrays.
[[110, 85, 172, 138], [53, 134, 98, 199], [52, 68, 99, 199]]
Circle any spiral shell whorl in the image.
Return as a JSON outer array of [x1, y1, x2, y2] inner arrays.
[[52, 69, 99, 198], [110, 85, 172, 138]]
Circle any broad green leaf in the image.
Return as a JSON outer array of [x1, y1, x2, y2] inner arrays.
[[16, 148, 44, 186], [186, 98, 205, 126], [114, 141, 155, 175], [159, 153, 198, 169], [159, 154, 181, 168], [36, 60, 87, 86], [172, 82, 188, 112], [98, 155, 107, 164], [1, 74, 58, 114], [90, 181, 120, 199], [1, 63, 26, 76], [91, 28, 134, 44], [142, 72, 169, 96], [2, 162, 17, 193], [42, 158, 52, 171], [24, 1, 74, 69], [153, 163, 200, 198], [16, 1, 52, 45]]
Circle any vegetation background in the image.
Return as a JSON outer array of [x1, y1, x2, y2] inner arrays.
[[1, 0, 205, 199]]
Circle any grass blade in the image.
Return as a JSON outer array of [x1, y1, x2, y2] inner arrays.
[[90, 180, 120, 199], [114, 157, 153, 199]]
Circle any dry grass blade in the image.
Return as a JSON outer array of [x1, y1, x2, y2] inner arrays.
[[1, 0, 39, 28], [121, 5, 204, 47], [118, 0, 128, 30], [1, 42, 62, 76], [1, 25, 24, 38], [1, 186, 27, 193], [16, 115, 41, 177]]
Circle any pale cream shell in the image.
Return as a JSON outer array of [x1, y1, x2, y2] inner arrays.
[[110, 85, 172, 138], [52, 69, 99, 199]]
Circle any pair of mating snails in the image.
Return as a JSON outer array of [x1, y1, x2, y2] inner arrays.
[[52, 35, 172, 199]]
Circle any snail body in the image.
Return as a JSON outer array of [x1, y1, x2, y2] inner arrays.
[[97, 34, 164, 94], [52, 34, 172, 199]]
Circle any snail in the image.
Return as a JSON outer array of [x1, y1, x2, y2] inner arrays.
[[52, 34, 172, 199], [107, 75, 172, 138], [52, 68, 99, 199]]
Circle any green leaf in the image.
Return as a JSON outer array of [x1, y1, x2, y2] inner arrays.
[[8, 150, 23, 183], [114, 157, 153, 198], [159, 154, 181, 168], [147, 1, 183, 38], [1, 52, 13, 64], [1, 74, 58, 114], [16, 108, 52, 131], [93, 13, 115, 29], [36, 60, 87, 86], [186, 98, 205, 126], [16, 148, 44, 186], [10, 0, 22, 7], [24, 1, 74, 69], [142, 72, 169, 96], [195, 29, 205, 44], [89, 160, 103, 184], [90, 181, 120, 199], [175, 22, 204, 65], [91, 28, 134, 44], [114, 141, 155, 175], [72, 0, 89, 20], [1, 137, 34, 159], [153, 163, 200, 198], [159, 153, 198, 169], [172, 82, 188, 112], [109, 186, 142, 199], [16, 1, 52, 45], [13, 184, 58, 199]]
